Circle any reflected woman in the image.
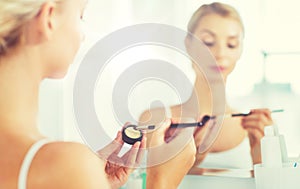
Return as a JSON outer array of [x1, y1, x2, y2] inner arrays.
[[139, 2, 273, 175], [186, 2, 274, 173]]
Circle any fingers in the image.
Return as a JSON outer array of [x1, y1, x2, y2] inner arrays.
[[241, 108, 273, 132], [193, 126, 206, 149], [250, 108, 271, 115], [241, 109, 274, 145], [194, 116, 212, 137], [136, 136, 147, 165], [97, 122, 132, 159], [119, 135, 147, 169], [193, 116, 215, 149], [97, 131, 124, 160], [242, 117, 266, 133], [250, 109, 273, 122], [121, 140, 142, 171]]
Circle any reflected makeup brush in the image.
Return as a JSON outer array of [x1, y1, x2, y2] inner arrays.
[[210, 109, 284, 119]]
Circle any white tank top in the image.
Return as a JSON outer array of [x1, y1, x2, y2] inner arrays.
[[199, 137, 253, 170], [18, 139, 51, 189]]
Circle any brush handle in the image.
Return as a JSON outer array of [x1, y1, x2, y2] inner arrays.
[[170, 115, 211, 128], [231, 109, 284, 117], [170, 122, 202, 128], [231, 113, 250, 117]]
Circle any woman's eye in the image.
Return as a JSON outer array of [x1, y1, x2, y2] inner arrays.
[[227, 41, 240, 48], [227, 39, 239, 49], [203, 41, 214, 47], [228, 44, 237, 49]]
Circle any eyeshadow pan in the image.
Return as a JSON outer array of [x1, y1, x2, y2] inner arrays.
[[122, 125, 143, 145]]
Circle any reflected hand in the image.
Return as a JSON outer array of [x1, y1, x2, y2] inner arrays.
[[97, 130, 146, 189], [191, 115, 215, 167], [146, 118, 196, 189], [241, 109, 273, 164]]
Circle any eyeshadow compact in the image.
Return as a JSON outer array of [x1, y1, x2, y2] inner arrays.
[[122, 125, 143, 145]]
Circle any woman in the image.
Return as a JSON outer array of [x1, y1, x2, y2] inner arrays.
[[140, 2, 273, 175], [0, 0, 195, 188], [186, 2, 274, 172]]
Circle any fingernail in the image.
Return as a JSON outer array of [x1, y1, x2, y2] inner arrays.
[[134, 141, 141, 147]]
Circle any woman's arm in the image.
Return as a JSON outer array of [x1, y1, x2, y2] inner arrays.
[[97, 131, 146, 189], [31, 129, 145, 189], [145, 119, 196, 189], [30, 142, 111, 189], [241, 109, 273, 164]]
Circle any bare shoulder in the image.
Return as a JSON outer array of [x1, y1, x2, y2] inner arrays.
[[29, 141, 109, 189]]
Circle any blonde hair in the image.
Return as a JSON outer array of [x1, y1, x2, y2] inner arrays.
[[187, 2, 244, 35], [0, 0, 61, 56]]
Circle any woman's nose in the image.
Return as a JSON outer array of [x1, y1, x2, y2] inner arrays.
[[213, 43, 226, 59]]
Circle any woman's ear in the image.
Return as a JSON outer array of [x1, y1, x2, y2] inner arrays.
[[36, 2, 58, 40], [24, 2, 58, 44]]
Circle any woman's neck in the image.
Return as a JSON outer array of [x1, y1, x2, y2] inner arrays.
[[188, 74, 230, 115], [0, 52, 41, 136]]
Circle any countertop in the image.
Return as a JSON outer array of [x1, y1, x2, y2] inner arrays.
[[178, 173, 255, 189]]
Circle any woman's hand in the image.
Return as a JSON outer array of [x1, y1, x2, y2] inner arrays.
[[241, 109, 273, 164], [146, 119, 196, 189], [97, 130, 146, 189], [189, 116, 216, 169]]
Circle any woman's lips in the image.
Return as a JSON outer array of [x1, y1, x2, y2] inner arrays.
[[210, 66, 226, 72]]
